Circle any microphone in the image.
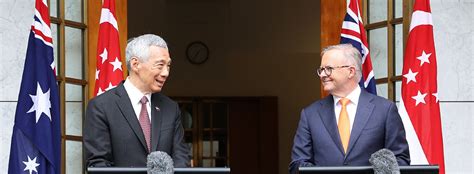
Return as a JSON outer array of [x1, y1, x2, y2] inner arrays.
[[369, 148, 400, 174], [147, 151, 174, 174]]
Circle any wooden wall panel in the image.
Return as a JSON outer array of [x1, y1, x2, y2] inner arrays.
[[320, 0, 346, 98], [228, 97, 278, 174], [87, 0, 128, 99]]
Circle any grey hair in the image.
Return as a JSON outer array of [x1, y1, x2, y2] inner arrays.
[[125, 34, 168, 70], [321, 44, 362, 81]]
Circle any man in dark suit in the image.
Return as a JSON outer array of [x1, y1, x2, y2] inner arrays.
[[289, 44, 410, 173], [84, 34, 190, 167]]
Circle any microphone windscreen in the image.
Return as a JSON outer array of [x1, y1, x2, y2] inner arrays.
[[147, 151, 174, 174], [369, 148, 400, 174]]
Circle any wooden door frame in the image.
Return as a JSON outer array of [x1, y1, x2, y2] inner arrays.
[[320, 0, 346, 98]]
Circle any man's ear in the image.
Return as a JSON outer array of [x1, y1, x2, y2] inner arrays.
[[130, 57, 140, 71], [348, 67, 356, 79]]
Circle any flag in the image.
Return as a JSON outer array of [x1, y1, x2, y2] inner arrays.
[[94, 0, 123, 96], [398, 0, 445, 173], [340, 0, 377, 94], [8, 0, 61, 173]]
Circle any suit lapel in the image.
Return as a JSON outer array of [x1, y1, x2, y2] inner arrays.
[[346, 90, 375, 155], [319, 96, 345, 155], [150, 93, 164, 152], [114, 83, 149, 152]]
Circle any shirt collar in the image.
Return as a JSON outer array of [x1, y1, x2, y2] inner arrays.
[[333, 85, 361, 105], [124, 78, 152, 105]]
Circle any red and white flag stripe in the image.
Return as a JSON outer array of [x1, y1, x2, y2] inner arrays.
[[340, 0, 377, 94], [32, 0, 52, 47], [399, 0, 445, 173], [94, 0, 123, 96]]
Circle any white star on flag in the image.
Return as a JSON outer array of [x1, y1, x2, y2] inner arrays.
[[432, 92, 439, 103], [105, 82, 115, 91], [97, 87, 104, 96], [23, 155, 40, 174], [27, 83, 52, 123], [109, 57, 123, 72], [95, 69, 100, 80], [412, 90, 427, 106], [99, 48, 108, 64], [403, 69, 418, 84], [50, 61, 55, 71], [417, 50, 431, 66]]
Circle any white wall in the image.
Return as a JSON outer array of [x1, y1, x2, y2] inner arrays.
[[0, 0, 34, 173], [0, 0, 472, 174], [431, 0, 474, 173]]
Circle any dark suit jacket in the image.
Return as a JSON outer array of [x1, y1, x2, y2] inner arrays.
[[84, 83, 190, 167], [289, 90, 410, 173]]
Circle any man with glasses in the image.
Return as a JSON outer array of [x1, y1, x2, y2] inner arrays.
[[289, 44, 410, 173]]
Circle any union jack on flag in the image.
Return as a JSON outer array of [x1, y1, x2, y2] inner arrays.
[[340, 0, 377, 94], [8, 0, 61, 174]]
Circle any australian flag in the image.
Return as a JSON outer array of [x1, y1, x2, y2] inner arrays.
[[8, 0, 61, 174], [340, 0, 377, 94]]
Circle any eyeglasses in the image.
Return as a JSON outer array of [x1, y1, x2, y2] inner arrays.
[[316, 65, 352, 77]]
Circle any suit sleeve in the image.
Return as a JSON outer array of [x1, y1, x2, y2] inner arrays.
[[171, 104, 191, 167], [289, 109, 315, 174], [385, 102, 411, 165], [83, 99, 114, 167]]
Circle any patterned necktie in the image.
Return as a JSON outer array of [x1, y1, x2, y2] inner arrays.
[[139, 96, 151, 152], [338, 98, 350, 154]]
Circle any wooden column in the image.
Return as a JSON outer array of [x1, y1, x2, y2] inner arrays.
[[320, 0, 346, 98], [87, 0, 128, 99]]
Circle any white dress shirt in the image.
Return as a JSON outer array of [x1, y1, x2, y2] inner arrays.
[[333, 86, 361, 133], [123, 78, 151, 121]]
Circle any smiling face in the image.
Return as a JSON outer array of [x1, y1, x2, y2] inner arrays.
[[129, 45, 171, 94], [320, 49, 357, 97]]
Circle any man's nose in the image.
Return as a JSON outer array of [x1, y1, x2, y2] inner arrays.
[[319, 71, 329, 78], [160, 67, 170, 77]]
